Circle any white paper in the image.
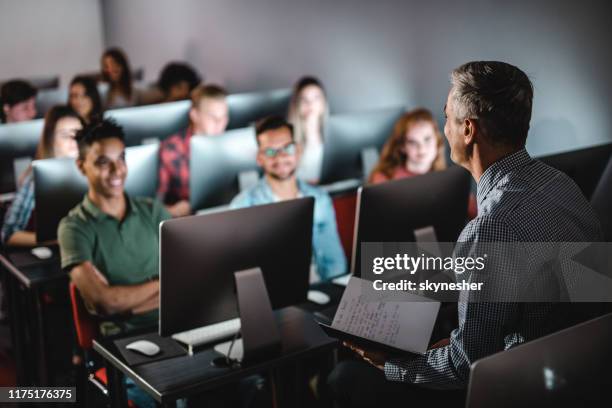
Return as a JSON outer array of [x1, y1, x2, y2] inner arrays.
[[332, 276, 440, 354]]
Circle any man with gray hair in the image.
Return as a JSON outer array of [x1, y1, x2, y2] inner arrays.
[[328, 61, 603, 406]]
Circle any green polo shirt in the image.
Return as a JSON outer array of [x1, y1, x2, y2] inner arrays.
[[58, 194, 170, 334]]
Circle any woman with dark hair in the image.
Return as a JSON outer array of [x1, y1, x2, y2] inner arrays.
[[69, 75, 103, 123], [1, 105, 82, 246], [101, 47, 135, 108], [369, 108, 446, 183], [288, 76, 329, 184]]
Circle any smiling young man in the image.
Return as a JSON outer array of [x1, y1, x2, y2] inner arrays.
[[230, 115, 347, 281], [58, 119, 170, 335]]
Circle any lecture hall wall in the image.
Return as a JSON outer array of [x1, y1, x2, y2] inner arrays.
[[2, 0, 611, 156]]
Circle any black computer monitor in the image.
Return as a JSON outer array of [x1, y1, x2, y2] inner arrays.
[[538, 142, 612, 200], [0, 119, 44, 193], [104, 100, 190, 146], [226, 88, 291, 130], [466, 312, 612, 408], [189, 127, 259, 211], [33, 143, 159, 242], [351, 166, 472, 276], [159, 197, 314, 336], [319, 106, 405, 184]]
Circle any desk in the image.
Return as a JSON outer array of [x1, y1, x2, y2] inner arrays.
[[0, 248, 66, 385], [94, 306, 338, 407]]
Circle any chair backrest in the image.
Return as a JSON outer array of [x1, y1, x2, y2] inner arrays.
[[332, 191, 358, 262], [591, 155, 612, 241], [69, 282, 98, 350]]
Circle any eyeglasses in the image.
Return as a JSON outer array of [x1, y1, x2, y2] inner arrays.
[[260, 142, 296, 158]]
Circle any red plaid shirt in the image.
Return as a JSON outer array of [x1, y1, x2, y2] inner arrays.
[[158, 127, 193, 204]]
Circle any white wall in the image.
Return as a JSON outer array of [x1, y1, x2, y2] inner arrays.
[[2, 0, 610, 156], [0, 0, 105, 86], [100, 0, 612, 156]]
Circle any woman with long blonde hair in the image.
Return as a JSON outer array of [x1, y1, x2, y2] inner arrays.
[[288, 76, 329, 184], [369, 108, 446, 183]]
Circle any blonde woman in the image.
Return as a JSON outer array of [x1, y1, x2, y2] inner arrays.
[[288, 76, 329, 184]]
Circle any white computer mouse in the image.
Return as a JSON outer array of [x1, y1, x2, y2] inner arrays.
[[307, 290, 331, 305], [125, 340, 161, 357], [31, 247, 53, 260]]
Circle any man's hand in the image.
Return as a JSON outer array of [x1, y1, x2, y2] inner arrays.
[[343, 341, 388, 371], [167, 200, 191, 217]]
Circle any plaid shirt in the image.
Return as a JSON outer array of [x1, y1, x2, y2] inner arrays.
[[158, 127, 193, 204], [1, 172, 35, 244], [384, 148, 603, 389]]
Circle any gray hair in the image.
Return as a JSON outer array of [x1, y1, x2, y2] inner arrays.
[[450, 61, 534, 148]]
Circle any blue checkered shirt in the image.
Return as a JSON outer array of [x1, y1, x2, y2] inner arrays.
[[383, 148, 603, 389], [1, 172, 35, 244]]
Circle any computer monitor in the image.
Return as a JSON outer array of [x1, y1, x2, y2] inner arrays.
[[0, 76, 59, 91], [159, 197, 314, 336], [351, 166, 472, 276], [35, 88, 68, 118], [226, 88, 291, 130], [189, 127, 259, 211], [466, 312, 612, 408], [538, 142, 612, 200], [319, 106, 405, 184], [0, 119, 44, 193], [104, 100, 190, 146], [33, 143, 159, 242]]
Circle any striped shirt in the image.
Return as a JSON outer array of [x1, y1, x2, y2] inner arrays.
[[384, 148, 603, 388]]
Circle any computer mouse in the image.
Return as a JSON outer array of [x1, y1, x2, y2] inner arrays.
[[125, 340, 161, 357], [307, 290, 331, 305], [31, 246, 53, 260]]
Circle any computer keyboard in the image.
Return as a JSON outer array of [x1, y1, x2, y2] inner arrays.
[[171, 318, 241, 348]]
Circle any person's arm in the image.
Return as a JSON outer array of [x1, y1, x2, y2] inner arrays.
[[313, 192, 347, 280], [356, 217, 524, 389], [6, 231, 37, 246], [166, 200, 191, 217], [1, 174, 36, 247], [69, 261, 159, 316]]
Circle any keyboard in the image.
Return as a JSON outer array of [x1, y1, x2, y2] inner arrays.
[[171, 318, 241, 348]]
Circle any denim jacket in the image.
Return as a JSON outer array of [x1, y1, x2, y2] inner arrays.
[[230, 178, 347, 281]]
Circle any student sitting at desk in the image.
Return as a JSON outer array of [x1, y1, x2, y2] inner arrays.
[[156, 62, 202, 103], [58, 118, 170, 335], [1, 106, 82, 246], [101, 47, 137, 109], [369, 108, 446, 183], [158, 84, 229, 217], [288, 76, 329, 184], [230, 116, 346, 281], [1, 79, 37, 123], [369, 108, 477, 219], [68, 75, 103, 124]]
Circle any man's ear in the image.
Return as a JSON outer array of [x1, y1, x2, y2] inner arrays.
[[2, 104, 9, 118], [463, 118, 478, 146], [76, 158, 86, 176]]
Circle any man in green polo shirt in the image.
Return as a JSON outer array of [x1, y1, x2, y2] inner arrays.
[[58, 119, 170, 335]]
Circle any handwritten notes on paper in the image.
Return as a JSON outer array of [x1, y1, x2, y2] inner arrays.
[[332, 277, 440, 354]]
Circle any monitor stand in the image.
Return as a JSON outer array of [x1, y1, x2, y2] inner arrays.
[[211, 267, 281, 367]]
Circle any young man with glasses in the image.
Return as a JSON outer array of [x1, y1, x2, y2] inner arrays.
[[230, 116, 346, 281]]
